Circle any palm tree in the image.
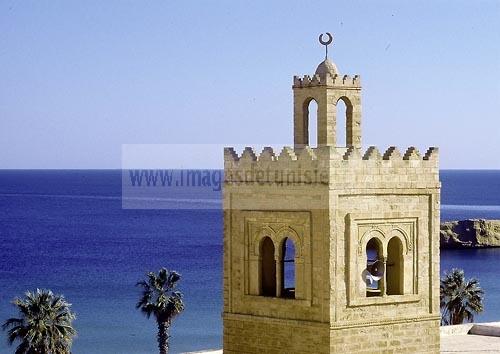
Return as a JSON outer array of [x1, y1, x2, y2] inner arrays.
[[136, 268, 185, 354], [2, 288, 76, 354], [440, 268, 484, 325]]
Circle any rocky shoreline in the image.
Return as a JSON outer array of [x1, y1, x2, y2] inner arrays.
[[441, 219, 500, 249]]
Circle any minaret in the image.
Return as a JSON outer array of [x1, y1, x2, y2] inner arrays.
[[223, 34, 440, 353], [293, 33, 362, 148]]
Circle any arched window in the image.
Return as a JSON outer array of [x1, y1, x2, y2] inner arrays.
[[336, 98, 347, 147], [365, 238, 383, 297], [303, 98, 318, 147], [260, 237, 276, 296], [281, 238, 295, 299], [386, 237, 404, 295]]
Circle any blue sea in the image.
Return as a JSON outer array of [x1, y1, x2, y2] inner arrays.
[[1, 170, 500, 353]]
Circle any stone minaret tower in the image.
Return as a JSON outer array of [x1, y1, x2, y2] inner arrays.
[[223, 34, 441, 353]]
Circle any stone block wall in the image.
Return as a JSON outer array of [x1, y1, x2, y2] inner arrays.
[[329, 319, 440, 353], [223, 314, 330, 354]]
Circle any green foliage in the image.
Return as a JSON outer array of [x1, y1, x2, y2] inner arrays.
[[2, 288, 76, 354], [136, 268, 185, 354], [440, 268, 484, 325]]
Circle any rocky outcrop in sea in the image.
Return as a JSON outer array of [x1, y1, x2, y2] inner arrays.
[[440, 219, 500, 248]]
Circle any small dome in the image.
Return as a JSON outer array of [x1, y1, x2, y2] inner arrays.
[[315, 59, 338, 76]]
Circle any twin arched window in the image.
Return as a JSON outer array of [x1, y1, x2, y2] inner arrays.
[[260, 236, 296, 299], [303, 97, 351, 147], [365, 236, 404, 297]]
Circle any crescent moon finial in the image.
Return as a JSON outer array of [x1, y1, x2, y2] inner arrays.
[[318, 32, 334, 60]]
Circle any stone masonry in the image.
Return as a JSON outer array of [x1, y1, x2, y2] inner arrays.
[[222, 42, 441, 353]]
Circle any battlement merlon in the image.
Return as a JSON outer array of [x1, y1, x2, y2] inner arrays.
[[223, 146, 439, 188], [224, 146, 438, 164], [293, 73, 361, 89]]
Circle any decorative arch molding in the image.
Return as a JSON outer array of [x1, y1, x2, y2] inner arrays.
[[275, 226, 303, 258], [357, 227, 411, 257], [251, 224, 305, 260], [303, 96, 320, 107], [252, 226, 277, 256], [389, 227, 411, 255], [358, 229, 385, 256], [336, 95, 353, 107]]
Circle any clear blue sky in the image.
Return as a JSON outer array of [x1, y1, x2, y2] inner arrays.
[[1, 1, 499, 169]]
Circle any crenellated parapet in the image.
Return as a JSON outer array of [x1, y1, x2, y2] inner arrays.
[[293, 73, 361, 89], [224, 146, 439, 188], [225, 146, 438, 165]]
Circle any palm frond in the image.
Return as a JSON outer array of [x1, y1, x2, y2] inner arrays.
[[2, 289, 76, 353], [136, 268, 185, 322], [440, 268, 484, 325]]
